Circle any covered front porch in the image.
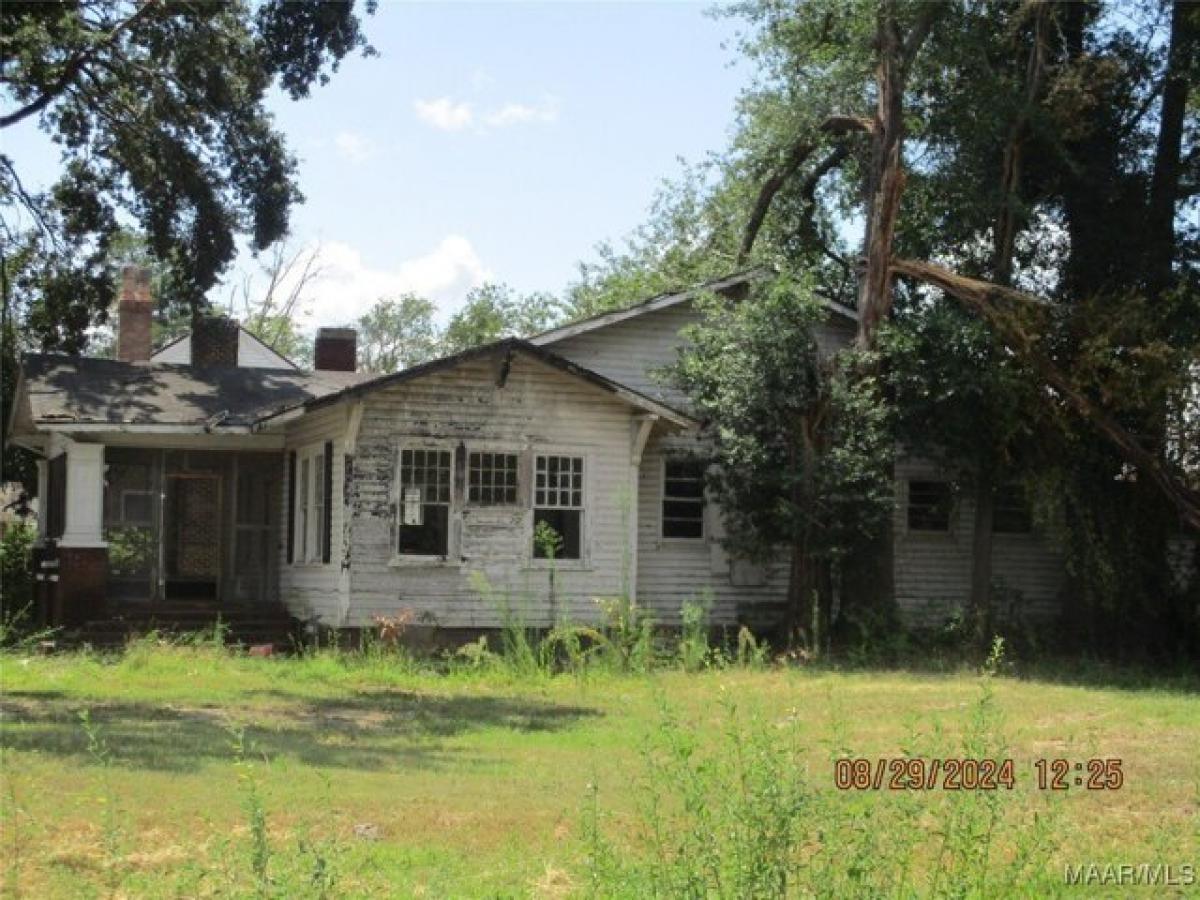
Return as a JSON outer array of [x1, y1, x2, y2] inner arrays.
[[34, 437, 287, 630]]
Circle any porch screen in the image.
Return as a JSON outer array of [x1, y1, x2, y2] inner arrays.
[[532, 454, 583, 560], [397, 449, 451, 557], [103, 452, 157, 601]]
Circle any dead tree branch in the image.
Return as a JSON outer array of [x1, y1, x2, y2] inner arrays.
[[891, 257, 1200, 531]]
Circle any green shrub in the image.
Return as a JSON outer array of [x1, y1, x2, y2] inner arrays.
[[0, 519, 36, 639]]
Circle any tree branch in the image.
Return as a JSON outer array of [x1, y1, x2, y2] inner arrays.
[[891, 257, 1200, 531], [737, 137, 815, 265], [0, 1, 157, 130]]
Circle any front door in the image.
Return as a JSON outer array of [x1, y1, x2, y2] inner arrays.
[[164, 474, 222, 600]]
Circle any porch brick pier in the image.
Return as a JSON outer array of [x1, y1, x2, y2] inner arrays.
[[53, 440, 108, 626]]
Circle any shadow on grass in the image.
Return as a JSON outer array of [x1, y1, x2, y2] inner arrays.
[[0, 689, 601, 774]]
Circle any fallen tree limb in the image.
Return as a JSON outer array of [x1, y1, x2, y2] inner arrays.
[[891, 257, 1200, 531]]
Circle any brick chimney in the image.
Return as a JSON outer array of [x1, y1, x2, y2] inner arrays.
[[191, 314, 239, 368], [314, 327, 357, 372], [117, 265, 154, 363]]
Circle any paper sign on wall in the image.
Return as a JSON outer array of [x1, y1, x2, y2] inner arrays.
[[402, 487, 423, 526]]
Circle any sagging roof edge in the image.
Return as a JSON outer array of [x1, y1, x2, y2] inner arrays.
[[257, 338, 698, 431], [528, 267, 859, 348]]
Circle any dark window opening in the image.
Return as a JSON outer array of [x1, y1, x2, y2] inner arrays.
[[533, 455, 584, 559], [663, 459, 705, 539], [533, 508, 582, 560], [908, 480, 952, 532], [398, 448, 452, 556], [46, 455, 67, 541], [993, 483, 1032, 533], [468, 451, 518, 505]]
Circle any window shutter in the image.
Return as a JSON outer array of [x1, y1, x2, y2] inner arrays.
[[287, 451, 297, 563], [322, 441, 334, 564]]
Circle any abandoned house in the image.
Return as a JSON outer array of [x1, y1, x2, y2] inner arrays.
[[7, 266, 1068, 642]]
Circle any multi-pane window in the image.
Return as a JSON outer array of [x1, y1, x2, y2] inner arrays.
[[662, 459, 705, 539], [468, 451, 518, 505], [398, 448, 452, 556], [533, 454, 584, 559], [907, 480, 952, 532], [294, 446, 327, 563], [993, 482, 1032, 534]]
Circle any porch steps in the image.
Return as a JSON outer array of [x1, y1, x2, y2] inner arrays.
[[64, 603, 301, 651]]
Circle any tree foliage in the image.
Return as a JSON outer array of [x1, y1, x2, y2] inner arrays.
[[0, 0, 376, 348], [357, 293, 439, 374], [441, 283, 565, 353], [676, 276, 893, 639], [577, 0, 1198, 655]]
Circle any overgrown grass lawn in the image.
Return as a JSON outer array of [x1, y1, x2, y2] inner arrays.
[[2, 646, 1197, 897]]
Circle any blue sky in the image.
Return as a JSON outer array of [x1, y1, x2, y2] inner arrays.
[[4, 2, 749, 327]]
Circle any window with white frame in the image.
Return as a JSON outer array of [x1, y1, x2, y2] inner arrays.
[[397, 448, 452, 557], [468, 451, 518, 505], [532, 454, 583, 559], [662, 458, 706, 539], [294, 445, 327, 563]]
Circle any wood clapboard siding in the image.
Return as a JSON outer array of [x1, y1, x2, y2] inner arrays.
[[546, 299, 855, 414], [279, 404, 347, 623], [892, 458, 1065, 628], [636, 430, 789, 628], [345, 352, 639, 628]]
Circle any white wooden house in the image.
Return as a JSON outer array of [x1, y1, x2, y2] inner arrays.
[[7, 267, 1066, 637]]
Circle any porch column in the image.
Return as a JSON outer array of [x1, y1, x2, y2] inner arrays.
[[628, 416, 657, 605], [56, 439, 108, 627], [60, 441, 106, 548]]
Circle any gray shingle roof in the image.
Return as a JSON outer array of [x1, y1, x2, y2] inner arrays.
[[19, 354, 371, 427]]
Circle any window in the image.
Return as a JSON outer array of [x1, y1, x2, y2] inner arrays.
[[533, 454, 583, 559], [468, 451, 518, 505], [294, 445, 328, 563], [993, 483, 1032, 534], [398, 448, 452, 556], [907, 480, 952, 532], [662, 459, 705, 539]]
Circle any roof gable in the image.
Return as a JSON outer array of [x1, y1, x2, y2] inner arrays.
[[530, 269, 859, 349], [287, 338, 697, 429], [151, 325, 299, 369]]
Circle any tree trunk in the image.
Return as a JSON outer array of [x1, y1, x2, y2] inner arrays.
[[1145, 0, 1195, 297], [968, 466, 995, 646], [856, 1, 906, 348]]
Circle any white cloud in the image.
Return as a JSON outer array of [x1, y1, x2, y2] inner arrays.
[[333, 131, 377, 164], [413, 97, 474, 131], [483, 97, 559, 128], [414, 95, 561, 133], [298, 237, 491, 327]]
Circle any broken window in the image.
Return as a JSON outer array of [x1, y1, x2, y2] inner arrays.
[[907, 480, 952, 532], [533, 454, 583, 560], [993, 482, 1032, 534], [398, 448, 452, 557], [468, 451, 518, 505], [662, 459, 706, 539]]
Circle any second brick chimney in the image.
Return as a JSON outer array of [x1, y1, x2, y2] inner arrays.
[[117, 266, 154, 363], [192, 315, 240, 368], [314, 327, 357, 372]]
